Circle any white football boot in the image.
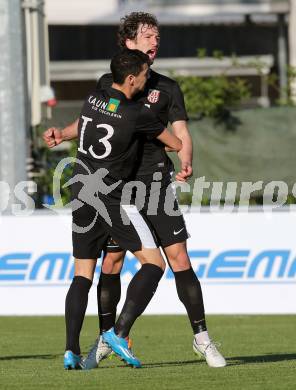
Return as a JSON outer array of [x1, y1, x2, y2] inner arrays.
[[193, 338, 227, 367]]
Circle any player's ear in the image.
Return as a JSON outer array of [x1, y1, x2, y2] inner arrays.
[[125, 39, 136, 49], [128, 74, 135, 86]]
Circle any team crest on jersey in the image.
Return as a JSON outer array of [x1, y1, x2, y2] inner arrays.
[[147, 89, 160, 103]]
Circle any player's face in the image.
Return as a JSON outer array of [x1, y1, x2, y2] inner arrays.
[[133, 63, 149, 94], [126, 24, 160, 64]]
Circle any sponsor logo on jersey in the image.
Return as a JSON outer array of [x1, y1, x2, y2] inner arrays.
[[107, 98, 120, 113], [147, 89, 160, 103], [88, 96, 108, 110]]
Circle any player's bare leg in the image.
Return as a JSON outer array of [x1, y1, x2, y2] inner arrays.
[[163, 241, 191, 271], [101, 250, 124, 274]]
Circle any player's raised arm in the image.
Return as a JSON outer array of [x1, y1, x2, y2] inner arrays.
[[43, 119, 79, 148], [157, 128, 182, 152]]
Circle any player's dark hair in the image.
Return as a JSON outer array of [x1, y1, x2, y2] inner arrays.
[[117, 12, 159, 49], [110, 49, 149, 84]]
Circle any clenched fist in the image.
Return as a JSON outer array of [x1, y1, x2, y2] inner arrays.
[[43, 127, 63, 148]]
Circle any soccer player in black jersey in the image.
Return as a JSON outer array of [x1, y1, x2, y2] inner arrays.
[[44, 12, 226, 368], [64, 49, 182, 369]]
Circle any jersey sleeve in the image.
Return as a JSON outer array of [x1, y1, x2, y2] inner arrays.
[[135, 105, 165, 140], [168, 81, 189, 123], [96, 73, 113, 91]]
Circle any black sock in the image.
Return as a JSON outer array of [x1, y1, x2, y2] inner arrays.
[[65, 276, 92, 355], [97, 272, 121, 333], [174, 268, 207, 334], [114, 263, 164, 338]]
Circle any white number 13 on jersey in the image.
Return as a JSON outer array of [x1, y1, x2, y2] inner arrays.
[[78, 115, 114, 159]]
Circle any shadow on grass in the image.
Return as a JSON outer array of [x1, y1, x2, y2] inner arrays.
[[0, 353, 60, 361], [115, 353, 296, 369], [1, 352, 295, 368], [226, 353, 296, 366], [0, 348, 103, 362], [141, 353, 296, 369], [140, 359, 200, 369]]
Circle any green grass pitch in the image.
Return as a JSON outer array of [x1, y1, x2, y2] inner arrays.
[[0, 315, 295, 390]]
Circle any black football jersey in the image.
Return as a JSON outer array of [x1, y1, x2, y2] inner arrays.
[[74, 87, 164, 181], [96, 70, 188, 176]]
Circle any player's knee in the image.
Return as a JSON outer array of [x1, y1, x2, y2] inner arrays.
[[102, 251, 124, 274], [135, 248, 166, 271], [74, 258, 96, 281], [153, 258, 166, 272], [166, 248, 191, 272]]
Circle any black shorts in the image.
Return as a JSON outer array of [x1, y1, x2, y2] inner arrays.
[[105, 171, 189, 253], [72, 189, 158, 259]]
